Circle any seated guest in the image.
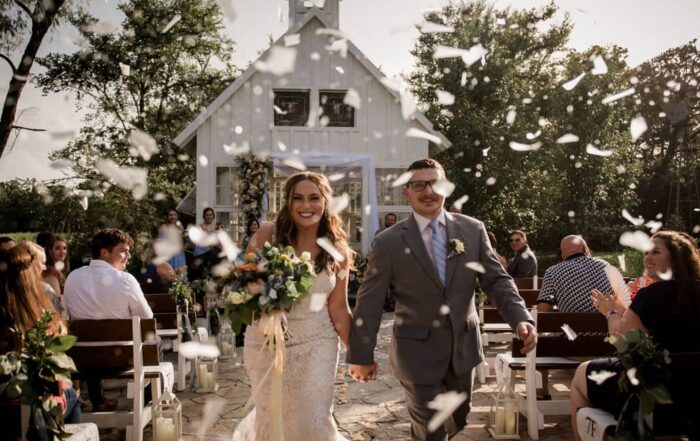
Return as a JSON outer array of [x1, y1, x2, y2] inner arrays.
[[569, 231, 700, 441], [64, 228, 153, 411], [487, 231, 508, 270], [507, 229, 538, 277], [0, 236, 15, 250], [627, 269, 656, 300], [537, 235, 630, 312], [0, 245, 81, 438]]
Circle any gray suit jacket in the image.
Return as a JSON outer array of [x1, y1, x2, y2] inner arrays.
[[347, 211, 533, 385]]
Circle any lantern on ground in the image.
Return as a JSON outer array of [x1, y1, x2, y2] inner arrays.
[[153, 389, 182, 441], [488, 380, 520, 439], [218, 321, 236, 359], [196, 357, 219, 393]]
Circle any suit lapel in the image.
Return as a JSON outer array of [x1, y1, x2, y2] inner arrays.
[[402, 215, 443, 291], [444, 212, 462, 290]]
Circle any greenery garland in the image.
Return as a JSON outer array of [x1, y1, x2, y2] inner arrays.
[[235, 154, 273, 228]]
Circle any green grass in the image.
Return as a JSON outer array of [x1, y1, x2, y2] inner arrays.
[[3, 232, 39, 243]]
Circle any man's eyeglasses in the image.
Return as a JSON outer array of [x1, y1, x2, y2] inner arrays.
[[509, 238, 522, 243], [407, 180, 438, 192]]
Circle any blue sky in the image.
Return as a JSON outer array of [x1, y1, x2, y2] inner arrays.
[[0, 0, 698, 181]]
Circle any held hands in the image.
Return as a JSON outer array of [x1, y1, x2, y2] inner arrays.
[[516, 321, 538, 354], [348, 362, 378, 383], [590, 289, 623, 316]]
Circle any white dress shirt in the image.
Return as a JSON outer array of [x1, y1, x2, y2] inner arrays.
[[413, 209, 447, 264], [64, 259, 153, 320]]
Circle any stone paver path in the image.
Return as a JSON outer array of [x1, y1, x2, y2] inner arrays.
[[99, 313, 575, 440]]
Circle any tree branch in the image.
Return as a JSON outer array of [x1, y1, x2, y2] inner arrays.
[[12, 125, 46, 132], [0, 54, 17, 72], [13, 0, 32, 17]]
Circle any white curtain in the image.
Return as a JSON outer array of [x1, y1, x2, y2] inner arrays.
[[266, 152, 379, 255]]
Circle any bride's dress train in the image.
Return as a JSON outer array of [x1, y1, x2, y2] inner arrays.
[[232, 269, 348, 441]]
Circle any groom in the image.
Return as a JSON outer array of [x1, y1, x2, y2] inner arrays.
[[348, 158, 538, 440]]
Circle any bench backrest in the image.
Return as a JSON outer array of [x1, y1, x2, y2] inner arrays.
[[512, 312, 612, 357], [513, 277, 535, 289], [67, 318, 159, 371], [144, 293, 197, 329]]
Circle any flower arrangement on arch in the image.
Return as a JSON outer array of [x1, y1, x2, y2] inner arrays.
[[235, 153, 273, 226], [218, 242, 316, 338]]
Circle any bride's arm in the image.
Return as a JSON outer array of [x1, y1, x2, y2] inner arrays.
[[328, 256, 352, 348], [246, 222, 274, 253]]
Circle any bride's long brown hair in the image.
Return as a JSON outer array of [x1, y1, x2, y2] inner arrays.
[[274, 172, 354, 272]]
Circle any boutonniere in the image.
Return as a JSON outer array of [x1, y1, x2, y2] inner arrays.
[[448, 239, 465, 258]]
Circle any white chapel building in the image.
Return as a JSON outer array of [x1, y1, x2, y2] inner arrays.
[[173, 0, 451, 254]]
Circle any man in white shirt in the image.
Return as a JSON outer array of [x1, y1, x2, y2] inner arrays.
[[64, 228, 153, 411]]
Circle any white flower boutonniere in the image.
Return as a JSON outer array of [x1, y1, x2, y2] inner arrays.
[[448, 239, 465, 257]]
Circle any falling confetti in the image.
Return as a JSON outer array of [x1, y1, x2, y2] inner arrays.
[[561, 324, 577, 341], [556, 133, 579, 144], [657, 269, 673, 281], [316, 237, 345, 262], [465, 262, 485, 273], [119, 62, 130, 76], [161, 14, 181, 33], [282, 156, 306, 171], [630, 116, 648, 142], [645, 220, 663, 233], [505, 109, 517, 125], [617, 254, 626, 272], [391, 171, 413, 187], [436, 90, 455, 105], [343, 88, 361, 109], [601, 88, 635, 105], [284, 34, 301, 47], [427, 391, 468, 432], [526, 129, 541, 140], [485, 177, 496, 186], [622, 209, 644, 226], [198, 155, 209, 167], [196, 396, 227, 437], [128, 129, 159, 160], [562, 73, 585, 91], [95, 158, 147, 199], [335, 66, 345, 74], [188, 226, 220, 248], [509, 141, 542, 152], [585, 144, 613, 157], [626, 367, 639, 386], [406, 128, 442, 144], [591, 55, 608, 75], [329, 193, 350, 215], [587, 370, 617, 385], [432, 179, 455, 198], [452, 195, 469, 211], [179, 342, 220, 359], [433, 43, 488, 66], [222, 142, 250, 156], [79, 197, 88, 211], [619, 231, 654, 252], [255, 46, 297, 76], [218, 230, 240, 262]]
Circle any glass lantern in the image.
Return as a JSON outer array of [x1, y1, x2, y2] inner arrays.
[[153, 389, 182, 441], [488, 380, 520, 439], [196, 357, 219, 393], [218, 321, 236, 359]]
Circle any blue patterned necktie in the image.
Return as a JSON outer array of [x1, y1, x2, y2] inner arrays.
[[430, 219, 447, 286]]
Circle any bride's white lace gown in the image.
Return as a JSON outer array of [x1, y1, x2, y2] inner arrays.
[[233, 269, 348, 441]]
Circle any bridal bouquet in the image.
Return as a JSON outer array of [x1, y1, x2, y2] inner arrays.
[[219, 242, 316, 336]]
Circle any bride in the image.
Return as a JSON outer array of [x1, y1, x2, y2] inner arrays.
[[233, 172, 357, 441]]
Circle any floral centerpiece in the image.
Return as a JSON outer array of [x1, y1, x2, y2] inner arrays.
[[0, 310, 77, 440]]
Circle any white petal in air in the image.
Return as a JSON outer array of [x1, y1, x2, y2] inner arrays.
[[588, 370, 617, 385], [506, 109, 517, 125], [95, 158, 147, 200], [222, 142, 250, 156], [282, 156, 307, 171], [465, 262, 485, 274], [657, 269, 673, 281], [619, 231, 654, 252], [335, 66, 344, 74], [556, 133, 579, 144], [119, 62, 130, 76], [622, 209, 644, 226], [309, 292, 328, 312], [427, 391, 468, 433], [254, 46, 297, 76], [284, 34, 300, 47], [161, 14, 181, 33], [391, 171, 414, 188], [431, 179, 455, 198], [179, 342, 220, 359], [188, 226, 220, 247], [198, 155, 209, 167], [152, 234, 183, 265], [630, 116, 648, 142], [617, 254, 626, 273], [452, 195, 469, 211], [462, 44, 489, 66], [436, 90, 455, 105], [526, 130, 542, 140], [591, 56, 608, 75], [585, 144, 613, 157], [626, 367, 640, 386], [273, 105, 287, 115], [561, 324, 578, 341], [562, 73, 585, 91], [316, 237, 345, 262], [79, 197, 88, 211], [601, 88, 635, 105], [343, 88, 361, 109], [328, 192, 350, 215], [420, 21, 455, 33], [645, 220, 663, 233], [217, 230, 240, 262], [509, 141, 542, 152], [196, 396, 227, 437], [406, 128, 442, 144], [128, 129, 159, 160]]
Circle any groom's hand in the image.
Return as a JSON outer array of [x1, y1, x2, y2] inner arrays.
[[348, 363, 377, 383], [516, 322, 538, 354]]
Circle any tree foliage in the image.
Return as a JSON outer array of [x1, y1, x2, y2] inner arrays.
[[408, 0, 643, 249]]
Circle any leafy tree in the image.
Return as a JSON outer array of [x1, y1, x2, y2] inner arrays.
[[34, 0, 237, 212], [632, 41, 700, 230], [0, 0, 73, 156], [408, 0, 640, 250]]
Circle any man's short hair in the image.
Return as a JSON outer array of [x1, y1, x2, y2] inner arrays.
[[91, 228, 133, 259], [406, 158, 444, 173], [510, 230, 528, 242], [0, 236, 14, 245], [385, 213, 397, 220]]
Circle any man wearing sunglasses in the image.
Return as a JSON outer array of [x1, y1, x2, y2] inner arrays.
[[507, 230, 538, 278], [348, 158, 537, 440]]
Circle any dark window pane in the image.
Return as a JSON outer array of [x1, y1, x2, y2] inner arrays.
[[320, 91, 355, 127], [274, 91, 310, 126]]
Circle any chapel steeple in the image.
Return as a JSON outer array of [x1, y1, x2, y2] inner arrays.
[[288, 0, 340, 29]]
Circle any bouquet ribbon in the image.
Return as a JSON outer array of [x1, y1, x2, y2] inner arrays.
[[242, 311, 287, 441]]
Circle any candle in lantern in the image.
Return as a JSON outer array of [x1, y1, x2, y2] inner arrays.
[[155, 417, 176, 441], [504, 401, 517, 434], [494, 407, 506, 434], [221, 341, 234, 356]]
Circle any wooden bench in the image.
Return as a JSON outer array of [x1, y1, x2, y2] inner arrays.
[[577, 351, 700, 441], [67, 317, 174, 441], [495, 309, 612, 440], [513, 277, 539, 290]]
